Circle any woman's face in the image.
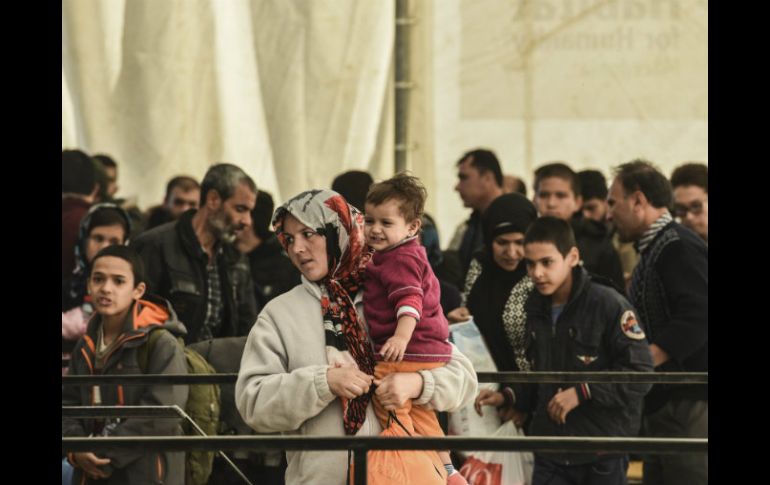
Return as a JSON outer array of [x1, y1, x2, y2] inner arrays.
[[491, 231, 525, 272], [282, 213, 329, 282], [85, 224, 127, 263]]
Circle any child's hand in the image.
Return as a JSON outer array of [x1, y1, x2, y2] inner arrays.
[[72, 452, 111, 480], [447, 306, 471, 323], [380, 335, 408, 361], [547, 387, 579, 424]]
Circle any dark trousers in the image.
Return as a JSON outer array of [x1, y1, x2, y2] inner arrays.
[[532, 455, 628, 485], [641, 399, 708, 485], [532, 455, 629, 485]]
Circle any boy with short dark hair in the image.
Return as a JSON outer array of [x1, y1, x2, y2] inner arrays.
[[522, 217, 653, 485], [533, 163, 625, 290], [63, 245, 189, 485]]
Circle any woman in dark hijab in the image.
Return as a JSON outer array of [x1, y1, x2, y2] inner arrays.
[[447, 193, 538, 421]]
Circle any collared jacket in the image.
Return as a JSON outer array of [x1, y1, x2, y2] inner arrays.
[[62, 295, 189, 485], [132, 209, 259, 344], [522, 267, 654, 465]]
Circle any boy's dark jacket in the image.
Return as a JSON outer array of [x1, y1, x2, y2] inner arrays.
[[62, 295, 189, 485], [521, 266, 654, 465]]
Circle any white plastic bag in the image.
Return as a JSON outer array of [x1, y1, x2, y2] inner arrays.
[[459, 420, 534, 485], [448, 319, 502, 453], [448, 319, 497, 373]]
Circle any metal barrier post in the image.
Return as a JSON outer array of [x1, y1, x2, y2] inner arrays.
[[353, 446, 367, 485], [174, 405, 254, 485]]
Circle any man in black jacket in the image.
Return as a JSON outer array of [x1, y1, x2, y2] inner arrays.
[[132, 163, 259, 344], [608, 160, 708, 485]]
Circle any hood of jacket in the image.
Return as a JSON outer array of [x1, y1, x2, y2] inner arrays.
[[83, 294, 188, 352]]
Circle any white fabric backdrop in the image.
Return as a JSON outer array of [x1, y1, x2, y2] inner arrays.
[[62, 0, 707, 247], [414, 0, 707, 246], [63, 0, 395, 210]]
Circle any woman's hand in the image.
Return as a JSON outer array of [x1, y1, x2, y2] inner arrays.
[[327, 366, 374, 399], [475, 389, 528, 426], [474, 389, 504, 416], [373, 372, 423, 410], [447, 307, 471, 323]]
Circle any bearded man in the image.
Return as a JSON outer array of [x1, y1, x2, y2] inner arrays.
[[132, 163, 259, 343]]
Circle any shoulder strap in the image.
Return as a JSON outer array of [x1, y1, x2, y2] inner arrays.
[[136, 327, 168, 374]]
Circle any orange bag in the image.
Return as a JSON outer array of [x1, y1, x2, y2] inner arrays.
[[349, 413, 447, 485]]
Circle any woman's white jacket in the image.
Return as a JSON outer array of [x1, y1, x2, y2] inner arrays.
[[236, 277, 478, 485]]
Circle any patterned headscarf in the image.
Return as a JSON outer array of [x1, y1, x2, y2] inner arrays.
[[273, 189, 375, 435]]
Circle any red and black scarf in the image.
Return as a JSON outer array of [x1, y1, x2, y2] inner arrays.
[[274, 189, 376, 435]]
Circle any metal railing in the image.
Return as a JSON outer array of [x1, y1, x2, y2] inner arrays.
[[63, 405, 707, 485], [61, 371, 708, 386], [63, 405, 255, 485], [63, 368, 708, 484]]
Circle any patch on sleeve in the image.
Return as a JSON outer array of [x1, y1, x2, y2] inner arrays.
[[620, 310, 646, 340]]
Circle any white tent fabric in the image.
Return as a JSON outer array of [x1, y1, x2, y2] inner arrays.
[[62, 0, 707, 247], [413, 0, 707, 246], [63, 0, 395, 209]]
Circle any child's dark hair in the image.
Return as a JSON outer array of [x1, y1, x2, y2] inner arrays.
[[88, 206, 131, 239], [365, 172, 426, 222], [90, 245, 146, 287], [534, 162, 581, 197], [524, 216, 577, 257]]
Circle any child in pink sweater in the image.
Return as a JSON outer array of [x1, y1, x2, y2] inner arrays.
[[363, 173, 464, 484]]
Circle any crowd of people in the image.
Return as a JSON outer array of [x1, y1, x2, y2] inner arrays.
[[62, 148, 707, 485]]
